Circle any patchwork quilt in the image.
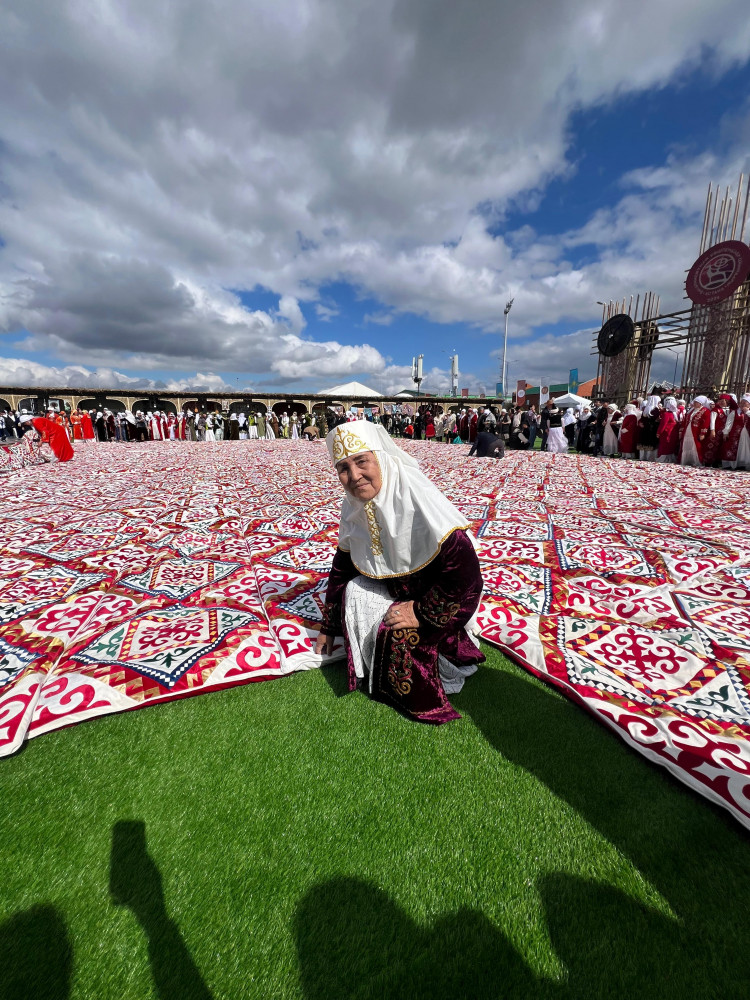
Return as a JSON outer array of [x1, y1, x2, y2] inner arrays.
[[1, 441, 750, 829]]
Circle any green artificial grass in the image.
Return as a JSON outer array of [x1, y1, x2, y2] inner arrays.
[[1, 647, 748, 999]]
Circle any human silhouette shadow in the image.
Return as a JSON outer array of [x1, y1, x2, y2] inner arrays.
[[455, 665, 750, 992], [0, 904, 72, 1000], [294, 876, 552, 1000], [109, 820, 213, 1000]]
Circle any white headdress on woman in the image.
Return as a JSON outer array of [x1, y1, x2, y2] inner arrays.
[[326, 420, 470, 579]]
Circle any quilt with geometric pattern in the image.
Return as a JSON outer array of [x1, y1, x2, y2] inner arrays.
[[1, 440, 749, 829]]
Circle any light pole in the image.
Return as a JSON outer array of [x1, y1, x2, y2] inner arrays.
[[665, 348, 680, 390], [502, 298, 514, 397], [412, 354, 424, 398]]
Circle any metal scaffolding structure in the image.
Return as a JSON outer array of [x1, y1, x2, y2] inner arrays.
[[594, 175, 750, 403]]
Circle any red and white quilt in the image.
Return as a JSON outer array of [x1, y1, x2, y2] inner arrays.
[[2, 441, 750, 830]]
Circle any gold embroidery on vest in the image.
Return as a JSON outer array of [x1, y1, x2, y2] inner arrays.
[[364, 500, 384, 556]]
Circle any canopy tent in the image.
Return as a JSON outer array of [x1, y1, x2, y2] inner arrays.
[[317, 380, 383, 398], [551, 392, 591, 409]]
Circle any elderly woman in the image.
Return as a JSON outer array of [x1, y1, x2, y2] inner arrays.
[[314, 421, 484, 724]]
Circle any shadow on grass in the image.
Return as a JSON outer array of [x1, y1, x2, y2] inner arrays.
[[454, 664, 750, 994], [0, 904, 72, 1000], [109, 820, 213, 1000], [294, 875, 699, 999], [294, 876, 546, 1000], [319, 662, 350, 698]]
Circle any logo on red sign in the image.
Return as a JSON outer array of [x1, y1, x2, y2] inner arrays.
[[686, 240, 750, 305]]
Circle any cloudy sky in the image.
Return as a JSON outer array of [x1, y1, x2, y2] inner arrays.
[[1, 0, 750, 396]]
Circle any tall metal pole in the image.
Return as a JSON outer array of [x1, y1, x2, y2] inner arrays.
[[502, 298, 514, 397]]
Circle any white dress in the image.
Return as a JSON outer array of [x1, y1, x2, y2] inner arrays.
[[205, 417, 216, 443], [343, 576, 478, 695], [546, 426, 568, 453]]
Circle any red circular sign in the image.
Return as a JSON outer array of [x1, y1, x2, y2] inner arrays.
[[686, 240, 750, 305], [517, 388, 526, 401]]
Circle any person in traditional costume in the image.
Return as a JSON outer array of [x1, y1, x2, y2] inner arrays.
[[680, 396, 711, 467], [177, 411, 186, 440], [167, 413, 177, 440], [656, 397, 680, 463], [291, 414, 300, 439], [237, 412, 248, 440], [468, 409, 478, 443], [247, 413, 258, 440], [602, 404, 621, 457], [545, 404, 568, 453], [618, 403, 639, 458], [186, 409, 197, 441], [721, 394, 748, 469], [70, 409, 83, 441], [105, 410, 116, 440], [733, 396, 750, 469], [228, 412, 239, 440], [315, 421, 484, 723], [195, 413, 206, 441], [424, 412, 436, 441], [271, 412, 280, 438], [637, 396, 661, 462], [707, 394, 734, 467], [265, 413, 276, 440], [457, 409, 469, 442], [205, 412, 216, 442], [214, 411, 225, 441], [281, 412, 290, 438], [31, 416, 74, 462], [256, 411, 266, 438], [148, 411, 162, 441], [561, 408, 577, 449], [443, 411, 456, 443]]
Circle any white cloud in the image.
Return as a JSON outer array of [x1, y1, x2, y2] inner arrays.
[[0, 0, 748, 385]]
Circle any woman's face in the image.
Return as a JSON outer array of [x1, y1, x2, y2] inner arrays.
[[336, 451, 383, 501]]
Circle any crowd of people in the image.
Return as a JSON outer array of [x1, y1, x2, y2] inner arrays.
[[3, 392, 749, 470]]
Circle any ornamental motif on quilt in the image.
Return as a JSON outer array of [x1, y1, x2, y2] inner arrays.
[[331, 427, 368, 463], [363, 501, 384, 556], [388, 627, 419, 695]]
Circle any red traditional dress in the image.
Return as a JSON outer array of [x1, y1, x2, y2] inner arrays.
[[618, 408, 639, 457], [468, 411, 478, 443], [656, 410, 679, 462], [705, 399, 731, 467], [31, 417, 74, 462], [680, 400, 711, 467], [80, 411, 95, 441], [70, 411, 83, 441], [425, 416, 435, 439]]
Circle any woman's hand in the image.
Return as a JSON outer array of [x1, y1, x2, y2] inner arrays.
[[383, 600, 419, 630], [314, 632, 334, 656]]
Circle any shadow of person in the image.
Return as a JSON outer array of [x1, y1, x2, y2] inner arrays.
[[538, 872, 712, 1000], [109, 820, 213, 1000], [455, 664, 750, 991], [0, 904, 72, 1000], [294, 876, 553, 1000]]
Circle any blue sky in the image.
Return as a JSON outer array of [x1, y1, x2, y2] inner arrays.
[[1, 0, 749, 395]]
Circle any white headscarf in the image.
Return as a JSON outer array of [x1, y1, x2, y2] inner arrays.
[[663, 397, 678, 414], [326, 420, 470, 579], [642, 394, 661, 417], [561, 408, 576, 427], [691, 395, 710, 408], [623, 403, 638, 416]]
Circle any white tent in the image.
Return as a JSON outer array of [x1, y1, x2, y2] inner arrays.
[[552, 392, 591, 409], [317, 380, 383, 398]]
